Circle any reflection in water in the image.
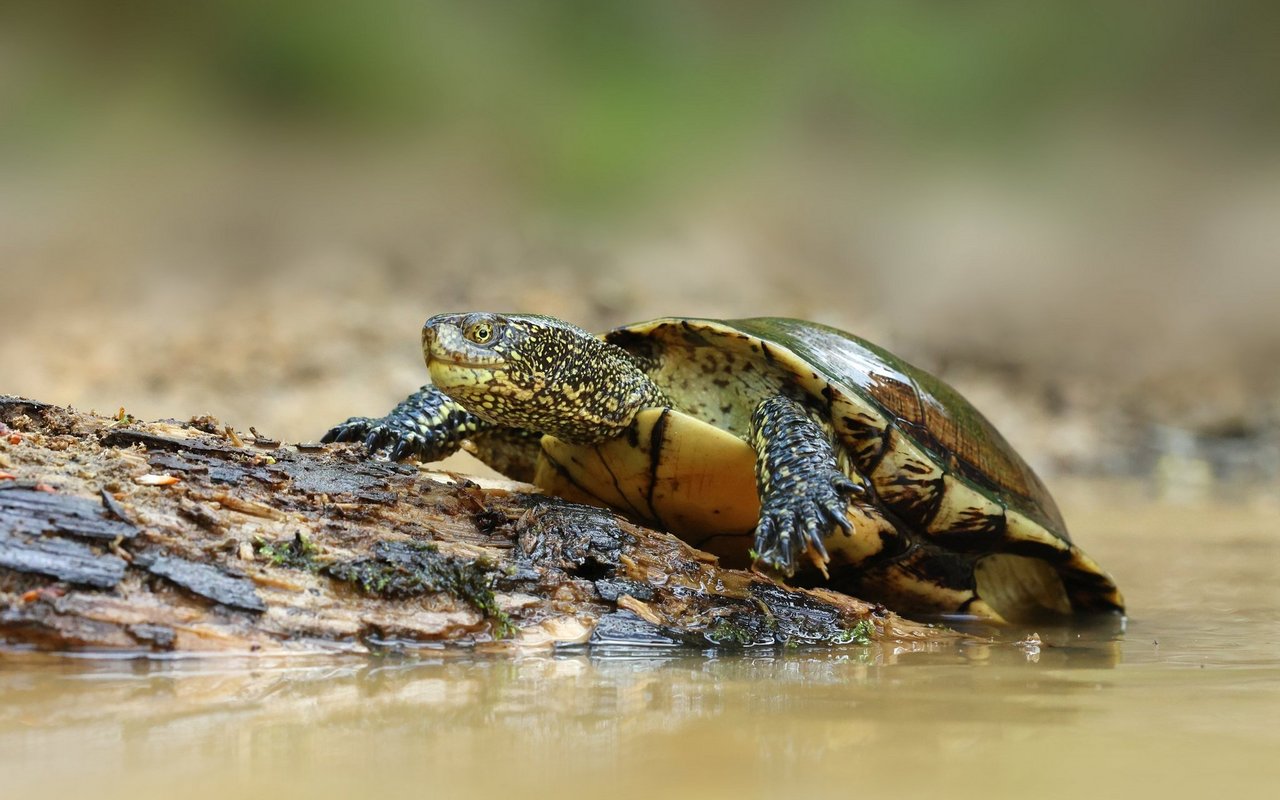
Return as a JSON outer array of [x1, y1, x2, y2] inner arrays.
[[1, 635, 1270, 800], [0, 645, 1092, 793], [3, 491, 1280, 799]]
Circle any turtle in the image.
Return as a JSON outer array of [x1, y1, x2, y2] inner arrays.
[[323, 312, 1124, 623]]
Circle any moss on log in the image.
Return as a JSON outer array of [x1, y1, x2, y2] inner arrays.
[[0, 396, 958, 655]]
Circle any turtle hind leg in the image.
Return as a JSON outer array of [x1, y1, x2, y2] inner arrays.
[[322, 385, 489, 462], [750, 395, 867, 577], [838, 546, 1007, 623]]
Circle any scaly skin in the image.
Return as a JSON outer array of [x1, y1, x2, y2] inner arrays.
[[323, 385, 487, 462], [749, 395, 867, 575], [325, 311, 671, 477], [421, 312, 669, 444], [322, 384, 544, 481]]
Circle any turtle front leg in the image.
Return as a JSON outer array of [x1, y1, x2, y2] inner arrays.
[[322, 386, 544, 480], [322, 385, 490, 462], [750, 395, 867, 576]]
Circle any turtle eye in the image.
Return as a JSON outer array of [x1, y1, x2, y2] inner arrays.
[[463, 317, 497, 346]]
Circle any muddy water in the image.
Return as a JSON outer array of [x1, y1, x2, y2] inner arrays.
[[3, 482, 1278, 800]]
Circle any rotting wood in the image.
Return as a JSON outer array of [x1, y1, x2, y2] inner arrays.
[[0, 395, 961, 655]]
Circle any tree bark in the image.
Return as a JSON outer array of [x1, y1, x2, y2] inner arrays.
[[0, 396, 958, 655]]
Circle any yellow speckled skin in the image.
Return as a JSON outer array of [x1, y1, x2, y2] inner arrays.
[[424, 313, 668, 444], [326, 312, 1125, 623]]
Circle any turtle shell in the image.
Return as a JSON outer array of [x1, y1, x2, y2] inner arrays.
[[600, 317, 1124, 620]]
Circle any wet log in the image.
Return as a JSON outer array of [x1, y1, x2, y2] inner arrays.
[[0, 396, 958, 655]]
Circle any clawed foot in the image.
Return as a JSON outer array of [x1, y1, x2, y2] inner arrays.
[[321, 415, 431, 461], [321, 386, 486, 463], [753, 471, 865, 577]]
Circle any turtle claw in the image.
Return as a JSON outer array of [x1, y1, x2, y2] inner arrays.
[[322, 386, 486, 464], [753, 469, 861, 577], [832, 474, 866, 499], [320, 415, 425, 462], [389, 436, 417, 462], [321, 416, 376, 444], [363, 427, 390, 452]]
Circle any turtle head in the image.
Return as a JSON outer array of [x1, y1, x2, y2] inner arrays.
[[422, 312, 666, 443]]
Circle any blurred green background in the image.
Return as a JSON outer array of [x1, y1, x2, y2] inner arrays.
[[3, 1, 1278, 493]]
